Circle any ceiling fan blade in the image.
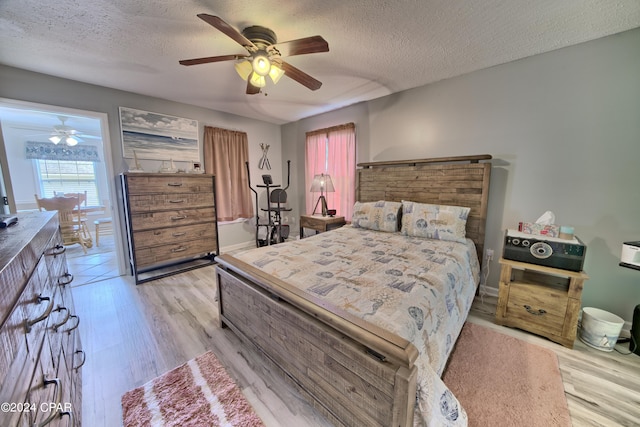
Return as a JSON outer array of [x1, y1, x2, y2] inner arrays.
[[179, 54, 246, 66], [271, 36, 329, 57], [246, 80, 261, 95], [78, 134, 102, 140], [197, 14, 256, 50], [280, 61, 323, 91]]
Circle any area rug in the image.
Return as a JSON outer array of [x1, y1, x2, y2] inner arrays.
[[121, 351, 264, 427], [442, 322, 571, 427]]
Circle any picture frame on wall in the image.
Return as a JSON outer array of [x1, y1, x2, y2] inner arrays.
[[119, 106, 200, 162]]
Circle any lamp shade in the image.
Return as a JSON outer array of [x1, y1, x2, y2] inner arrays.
[[234, 59, 253, 80], [269, 63, 285, 84], [249, 72, 267, 88], [310, 174, 335, 193], [49, 135, 78, 146]]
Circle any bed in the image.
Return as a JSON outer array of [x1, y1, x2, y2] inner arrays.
[[215, 155, 492, 426]]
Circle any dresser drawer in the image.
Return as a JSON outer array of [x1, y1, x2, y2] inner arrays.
[[0, 218, 58, 328], [126, 175, 213, 195], [0, 259, 54, 425], [2, 258, 53, 366], [0, 297, 39, 414], [130, 207, 216, 231], [505, 282, 568, 335], [133, 222, 217, 250], [136, 240, 216, 269], [43, 235, 70, 288], [127, 192, 215, 213]]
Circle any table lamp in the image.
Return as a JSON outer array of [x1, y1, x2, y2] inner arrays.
[[310, 173, 334, 216]]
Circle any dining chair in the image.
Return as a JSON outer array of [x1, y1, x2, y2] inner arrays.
[[34, 194, 91, 253]]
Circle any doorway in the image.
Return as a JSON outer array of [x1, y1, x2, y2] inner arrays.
[[0, 98, 125, 280]]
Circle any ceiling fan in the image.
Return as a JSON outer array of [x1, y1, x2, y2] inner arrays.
[[48, 116, 82, 146], [179, 14, 329, 94]]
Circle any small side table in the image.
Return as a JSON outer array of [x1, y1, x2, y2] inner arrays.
[[495, 257, 589, 348], [300, 214, 346, 238]]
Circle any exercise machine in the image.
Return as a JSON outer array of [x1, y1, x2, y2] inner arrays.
[[247, 160, 291, 247]]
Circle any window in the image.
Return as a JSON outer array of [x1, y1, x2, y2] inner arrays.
[[305, 123, 356, 220], [25, 141, 102, 207], [36, 159, 100, 205]]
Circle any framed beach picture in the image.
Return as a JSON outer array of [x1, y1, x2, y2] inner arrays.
[[119, 107, 200, 162]]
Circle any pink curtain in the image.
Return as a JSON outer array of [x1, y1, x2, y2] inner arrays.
[[203, 126, 254, 222], [305, 132, 328, 215], [305, 123, 356, 220]]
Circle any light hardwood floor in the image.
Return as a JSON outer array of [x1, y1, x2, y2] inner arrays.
[[69, 256, 640, 426]]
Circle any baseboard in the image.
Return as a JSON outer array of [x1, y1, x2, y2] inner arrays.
[[478, 285, 499, 298]]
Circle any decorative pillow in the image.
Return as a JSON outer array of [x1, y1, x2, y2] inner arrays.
[[351, 201, 402, 232], [400, 201, 470, 243]]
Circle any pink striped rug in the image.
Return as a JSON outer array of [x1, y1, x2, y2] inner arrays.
[[121, 351, 264, 427]]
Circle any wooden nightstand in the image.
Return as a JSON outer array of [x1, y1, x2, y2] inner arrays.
[[299, 214, 346, 238], [495, 258, 589, 348]]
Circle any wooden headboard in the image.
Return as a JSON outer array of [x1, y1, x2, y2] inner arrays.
[[356, 155, 492, 262]]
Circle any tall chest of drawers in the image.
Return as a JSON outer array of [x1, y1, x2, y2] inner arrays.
[[0, 212, 83, 426], [121, 172, 219, 284]]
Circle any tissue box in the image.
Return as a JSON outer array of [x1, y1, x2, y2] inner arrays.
[[518, 222, 560, 237]]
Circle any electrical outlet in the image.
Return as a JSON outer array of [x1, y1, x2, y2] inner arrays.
[[485, 249, 494, 261]]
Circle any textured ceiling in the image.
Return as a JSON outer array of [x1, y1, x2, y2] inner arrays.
[[1, 0, 639, 125]]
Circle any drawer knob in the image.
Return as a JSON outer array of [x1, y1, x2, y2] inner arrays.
[[169, 199, 185, 203], [171, 215, 187, 221], [171, 246, 187, 253], [524, 305, 547, 316], [167, 182, 183, 187]]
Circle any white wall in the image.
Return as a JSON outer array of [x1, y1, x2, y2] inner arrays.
[[0, 65, 282, 250], [283, 28, 640, 324]]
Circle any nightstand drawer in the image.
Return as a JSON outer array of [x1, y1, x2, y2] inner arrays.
[[506, 282, 568, 335], [496, 257, 589, 348]]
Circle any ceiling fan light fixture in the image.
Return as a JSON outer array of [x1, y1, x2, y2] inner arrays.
[[65, 136, 79, 146], [234, 59, 253, 80], [49, 135, 62, 144], [269, 63, 285, 84], [249, 72, 266, 88], [252, 53, 271, 76], [179, 15, 328, 93]]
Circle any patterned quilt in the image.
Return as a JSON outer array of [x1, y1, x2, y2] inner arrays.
[[233, 225, 480, 426]]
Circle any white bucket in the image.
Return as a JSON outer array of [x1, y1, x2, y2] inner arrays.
[[579, 307, 624, 352]]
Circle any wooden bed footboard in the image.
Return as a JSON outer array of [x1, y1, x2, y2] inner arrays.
[[216, 255, 419, 427]]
